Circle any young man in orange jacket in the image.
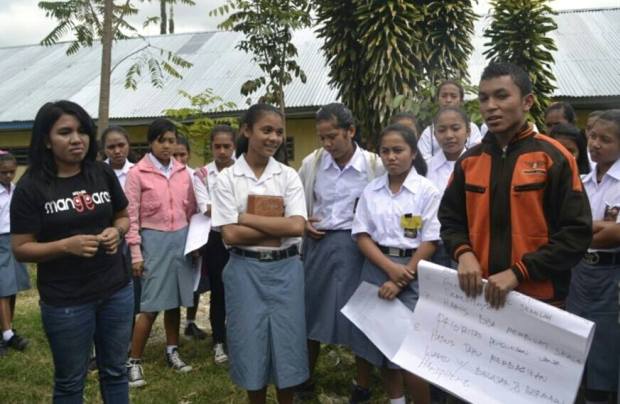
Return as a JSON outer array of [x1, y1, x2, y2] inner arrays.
[[439, 62, 592, 308]]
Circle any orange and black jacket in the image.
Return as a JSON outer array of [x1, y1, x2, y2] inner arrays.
[[439, 124, 592, 302]]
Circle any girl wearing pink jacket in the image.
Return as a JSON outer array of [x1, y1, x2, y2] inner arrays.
[[124, 118, 197, 388]]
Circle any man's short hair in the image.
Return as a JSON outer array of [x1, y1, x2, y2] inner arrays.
[[480, 62, 532, 96]]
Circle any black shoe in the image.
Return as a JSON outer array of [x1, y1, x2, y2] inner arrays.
[[184, 323, 207, 340], [293, 380, 316, 401], [5, 332, 28, 351], [349, 383, 371, 403]]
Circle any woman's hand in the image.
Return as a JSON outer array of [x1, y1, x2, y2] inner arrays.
[[132, 261, 144, 277], [98, 227, 120, 254], [386, 262, 415, 286], [379, 281, 402, 300], [305, 217, 326, 240], [62, 235, 100, 258]]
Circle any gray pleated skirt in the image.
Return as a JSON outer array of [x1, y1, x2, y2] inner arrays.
[[139, 227, 194, 313], [223, 251, 309, 390], [350, 255, 419, 370], [566, 259, 620, 392], [0, 234, 30, 297], [303, 230, 365, 346]]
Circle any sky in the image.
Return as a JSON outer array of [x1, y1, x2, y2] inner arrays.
[[0, 0, 618, 48]]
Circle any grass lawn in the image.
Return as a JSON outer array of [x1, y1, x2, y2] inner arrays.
[[0, 269, 387, 403]]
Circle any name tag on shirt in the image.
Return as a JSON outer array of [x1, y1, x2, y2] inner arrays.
[[401, 214, 422, 239]]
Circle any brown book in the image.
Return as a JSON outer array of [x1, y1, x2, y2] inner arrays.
[[246, 194, 285, 217]]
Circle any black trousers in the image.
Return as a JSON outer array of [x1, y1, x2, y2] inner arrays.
[[203, 230, 228, 344]]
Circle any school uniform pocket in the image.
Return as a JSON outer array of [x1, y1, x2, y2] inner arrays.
[[142, 200, 162, 216]]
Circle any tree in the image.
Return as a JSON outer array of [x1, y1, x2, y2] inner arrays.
[[419, 0, 477, 85], [484, 0, 558, 129], [39, 0, 192, 136], [141, 0, 196, 34], [164, 89, 236, 163], [315, 0, 424, 146], [211, 0, 311, 116]]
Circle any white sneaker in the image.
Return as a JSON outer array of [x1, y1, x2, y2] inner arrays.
[[127, 360, 147, 388], [214, 343, 228, 364], [166, 348, 192, 373]]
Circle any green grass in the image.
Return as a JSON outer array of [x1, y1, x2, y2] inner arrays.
[[0, 270, 387, 403]]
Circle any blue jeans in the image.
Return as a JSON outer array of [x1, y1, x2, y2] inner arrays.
[[40, 282, 134, 404]]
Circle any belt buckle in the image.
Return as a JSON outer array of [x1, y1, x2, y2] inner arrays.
[[259, 250, 274, 261], [584, 252, 600, 265], [388, 247, 400, 257]]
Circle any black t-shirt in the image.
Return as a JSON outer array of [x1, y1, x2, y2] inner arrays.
[[11, 162, 129, 306]]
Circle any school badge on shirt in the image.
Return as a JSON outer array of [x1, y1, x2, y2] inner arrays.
[[401, 213, 422, 238]]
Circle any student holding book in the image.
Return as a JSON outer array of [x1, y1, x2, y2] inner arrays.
[[212, 104, 308, 404]]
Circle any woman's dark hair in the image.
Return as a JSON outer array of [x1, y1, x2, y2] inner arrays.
[[389, 112, 418, 137], [100, 125, 137, 163], [481, 62, 532, 96], [236, 104, 285, 163], [147, 118, 177, 144], [549, 123, 590, 175], [378, 123, 427, 176], [210, 124, 237, 144], [433, 106, 471, 128], [596, 109, 620, 139], [316, 102, 361, 144], [28, 100, 98, 182], [0, 150, 17, 165], [545, 102, 576, 124], [437, 80, 465, 101], [176, 135, 190, 153]]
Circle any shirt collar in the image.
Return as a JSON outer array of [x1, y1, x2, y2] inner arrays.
[[148, 153, 174, 174], [585, 160, 620, 184], [321, 144, 365, 173], [106, 158, 134, 175], [0, 183, 12, 195], [233, 154, 282, 182], [370, 168, 420, 194]]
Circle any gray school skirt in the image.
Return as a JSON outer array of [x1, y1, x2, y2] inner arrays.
[[0, 234, 30, 297], [350, 255, 419, 370], [566, 259, 620, 392], [140, 228, 194, 313], [223, 251, 309, 390], [303, 230, 365, 346]]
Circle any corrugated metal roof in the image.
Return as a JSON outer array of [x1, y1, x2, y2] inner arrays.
[[0, 7, 618, 124]]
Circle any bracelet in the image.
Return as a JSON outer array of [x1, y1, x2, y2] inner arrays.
[[115, 226, 125, 240]]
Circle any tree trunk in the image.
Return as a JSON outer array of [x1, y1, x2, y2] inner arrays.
[[97, 0, 114, 138], [168, 3, 174, 34], [160, 0, 167, 34]]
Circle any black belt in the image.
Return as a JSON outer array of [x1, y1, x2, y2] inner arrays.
[[583, 251, 620, 266], [230, 246, 299, 262], [378, 244, 415, 257]]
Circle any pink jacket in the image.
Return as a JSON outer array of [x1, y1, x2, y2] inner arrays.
[[125, 155, 197, 263]]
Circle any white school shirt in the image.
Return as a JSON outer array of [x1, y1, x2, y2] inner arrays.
[[0, 183, 15, 234], [212, 155, 307, 251], [312, 146, 375, 230], [581, 160, 620, 253], [193, 161, 220, 215], [418, 122, 482, 162], [426, 150, 465, 194], [104, 159, 134, 189], [351, 169, 441, 250]]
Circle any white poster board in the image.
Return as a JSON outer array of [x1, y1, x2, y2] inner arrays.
[[342, 261, 595, 404]]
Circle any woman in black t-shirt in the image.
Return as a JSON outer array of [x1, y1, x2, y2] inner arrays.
[[10, 101, 133, 404]]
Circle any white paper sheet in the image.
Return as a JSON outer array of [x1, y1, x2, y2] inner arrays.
[[342, 260, 596, 404], [184, 213, 211, 255]]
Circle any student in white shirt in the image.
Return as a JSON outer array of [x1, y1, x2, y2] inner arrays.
[[173, 136, 195, 175], [297, 103, 384, 402], [212, 104, 308, 404], [389, 112, 419, 138], [418, 80, 482, 162], [352, 123, 440, 404], [566, 110, 620, 404], [426, 107, 471, 268], [101, 126, 135, 189], [191, 125, 236, 364], [0, 151, 30, 356]]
